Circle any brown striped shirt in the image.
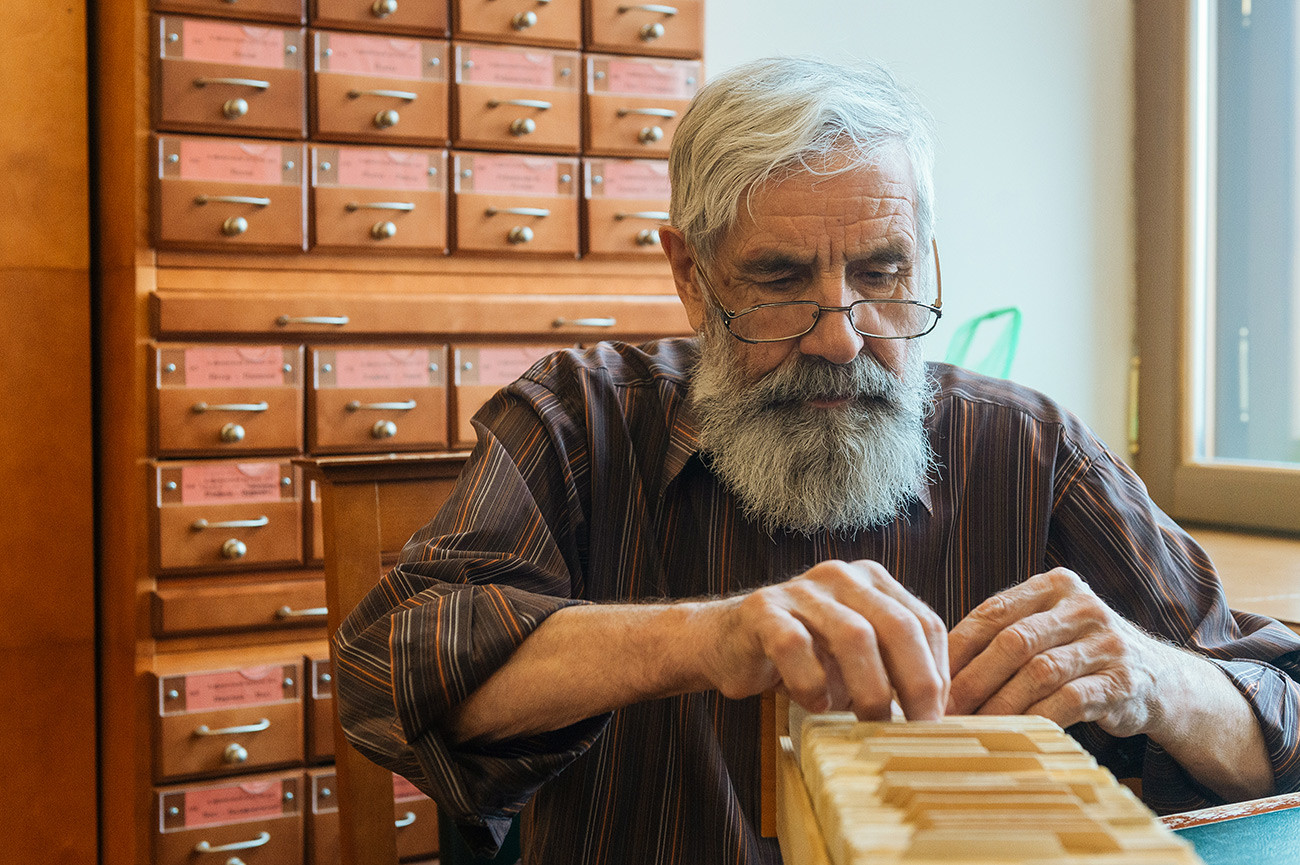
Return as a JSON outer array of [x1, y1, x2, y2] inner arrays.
[[333, 338, 1300, 863]]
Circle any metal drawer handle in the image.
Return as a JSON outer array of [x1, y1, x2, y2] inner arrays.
[[194, 195, 272, 207], [193, 831, 271, 853], [191, 401, 269, 413], [194, 77, 270, 90], [345, 399, 417, 411], [193, 718, 271, 737], [553, 317, 616, 328], [614, 210, 670, 221], [345, 201, 415, 212], [394, 811, 417, 828], [276, 605, 328, 618], [191, 516, 270, 530], [486, 98, 553, 110], [616, 107, 677, 119], [275, 315, 349, 326], [618, 3, 677, 13], [347, 88, 418, 101], [485, 207, 550, 218]]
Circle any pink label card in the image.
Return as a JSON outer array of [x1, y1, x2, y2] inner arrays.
[[393, 774, 424, 802], [596, 160, 670, 200], [180, 462, 283, 505], [332, 349, 431, 387], [337, 149, 430, 191], [181, 20, 286, 69], [183, 346, 285, 388], [183, 665, 285, 712], [184, 780, 283, 828], [462, 46, 553, 88], [605, 59, 694, 98], [467, 155, 558, 196], [323, 33, 423, 80], [178, 139, 283, 185], [474, 346, 556, 386]]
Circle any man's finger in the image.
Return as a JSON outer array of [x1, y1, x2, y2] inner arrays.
[[948, 569, 1080, 674], [948, 607, 1087, 714]]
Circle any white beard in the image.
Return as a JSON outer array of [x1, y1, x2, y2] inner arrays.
[[689, 319, 937, 536]]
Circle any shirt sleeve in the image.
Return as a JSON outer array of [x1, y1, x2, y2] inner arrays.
[[331, 376, 611, 856], [1045, 434, 1300, 812]]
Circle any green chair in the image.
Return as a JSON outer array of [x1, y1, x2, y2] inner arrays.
[[942, 306, 1022, 379]]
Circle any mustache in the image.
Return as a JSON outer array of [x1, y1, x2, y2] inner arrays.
[[744, 352, 906, 410]]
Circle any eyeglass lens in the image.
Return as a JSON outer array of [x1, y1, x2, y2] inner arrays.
[[728, 300, 936, 341]]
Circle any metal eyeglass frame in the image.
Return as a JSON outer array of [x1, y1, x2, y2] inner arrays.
[[696, 238, 944, 344]]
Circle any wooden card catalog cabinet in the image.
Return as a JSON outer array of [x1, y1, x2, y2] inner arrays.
[[452, 151, 578, 254], [152, 0, 306, 24], [312, 0, 449, 35], [308, 768, 439, 865], [311, 32, 449, 145], [154, 135, 307, 250], [155, 16, 306, 138], [153, 659, 306, 780], [452, 0, 580, 48], [584, 54, 698, 157], [584, 0, 703, 58], [311, 145, 448, 251], [583, 158, 668, 256], [308, 345, 450, 452], [154, 460, 304, 572], [452, 343, 567, 446], [452, 43, 581, 153], [154, 771, 304, 865], [153, 343, 304, 457]]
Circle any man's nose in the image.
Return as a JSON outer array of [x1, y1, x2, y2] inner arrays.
[[795, 281, 864, 365]]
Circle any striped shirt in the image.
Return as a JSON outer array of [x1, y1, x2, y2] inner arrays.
[[333, 338, 1300, 863]]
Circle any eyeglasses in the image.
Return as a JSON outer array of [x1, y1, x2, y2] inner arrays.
[[697, 239, 944, 344]]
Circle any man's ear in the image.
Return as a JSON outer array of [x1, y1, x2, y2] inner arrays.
[[659, 226, 706, 331]]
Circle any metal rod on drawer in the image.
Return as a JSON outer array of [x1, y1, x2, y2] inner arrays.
[[193, 77, 270, 90], [190, 516, 270, 531], [394, 812, 417, 828], [616, 107, 677, 119], [275, 315, 349, 326], [344, 201, 416, 212], [345, 399, 417, 411], [614, 211, 670, 221], [194, 195, 272, 207], [617, 3, 677, 13], [485, 207, 550, 218], [276, 605, 328, 618], [347, 88, 418, 101], [192, 718, 271, 737], [553, 317, 617, 328], [191, 401, 269, 413], [193, 832, 271, 854], [486, 98, 553, 110]]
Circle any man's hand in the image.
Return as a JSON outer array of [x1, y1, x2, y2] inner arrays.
[[695, 559, 949, 721]]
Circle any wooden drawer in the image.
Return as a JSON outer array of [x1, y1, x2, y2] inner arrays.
[[154, 135, 307, 252], [311, 146, 448, 252], [311, 32, 449, 145], [451, 343, 568, 447], [307, 656, 334, 762], [582, 158, 669, 256], [308, 345, 449, 453], [584, 54, 698, 158], [153, 343, 304, 457], [155, 16, 306, 139], [584, 0, 702, 58], [311, 0, 448, 36], [452, 0, 579, 48], [153, 659, 305, 781], [308, 768, 439, 864], [153, 572, 327, 637], [307, 474, 455, 563], [452, 43, 580, 153], [152, 0, 305, 23], [154, 460, 304, 572], [154, 771, 304, 865], [451, 151, 578, 254]]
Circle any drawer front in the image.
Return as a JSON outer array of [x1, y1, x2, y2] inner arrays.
[[308, 475, 454, 562], [312, 0, 448, 35], [152, 0, 306, 23], [156, 17, 306, 138], [311, 145, 448, 251], [585, 0, 702, 58], [155, 136, 306, 251], [307, 657, 334, 762], [582, 158, 669, 256], [453, 190, 577, 254], [308, 346, 449, 452], [155, 772, 304, 865], [309, 770, 439, 864], [312, 33, 449, 144], [155, 461, 304, 572], [451, 343, 567, 446], [153, 577, 327, 636], [154, 344, 304, 457], [584, 55, 698, 157], [453, 0, 580, 48], [452, 43, 580, 153]]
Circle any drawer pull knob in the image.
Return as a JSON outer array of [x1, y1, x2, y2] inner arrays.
[[192, 516, 270, 530], [222, 539, 248, 559], [223, 743, 249, 763], [511, 10, 537, 28], [345, 200, 416, 212], [371, 0, 397, 16], [552, 317, 616, 328], [349, 88, 418, 102], [486, 206, 550, 218], [395, 811, 417, 828], [371, 221, 398, 240], [193, 831, 270, 854], [509, 117, 536, 136], [218, 422, 246, 443], [193, 76, 270, 91], [372, 420, 398, 439], [345, 399, 417, 411], [276, 605, 328, 618], [486, 98, 553, 110], [508, 225, 534, 244], [194, 718, 271, 737], [638, 125, 665, 144], [222, 216, 249, 237], [373, 109, 401, 129], [639, 21, 666, 39], [636, 228, 660, 246], [616, 107, 677, 119], [222, 98, 249, 119], [275, 314, 349, 327], [192, 401, 269, 413], [614, 210, 670, 221]]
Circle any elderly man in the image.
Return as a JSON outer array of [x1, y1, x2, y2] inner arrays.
[[333, 57, 1300, 863]]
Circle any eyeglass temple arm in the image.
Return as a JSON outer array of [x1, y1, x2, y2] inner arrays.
[[931, 237, 943, 310]]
